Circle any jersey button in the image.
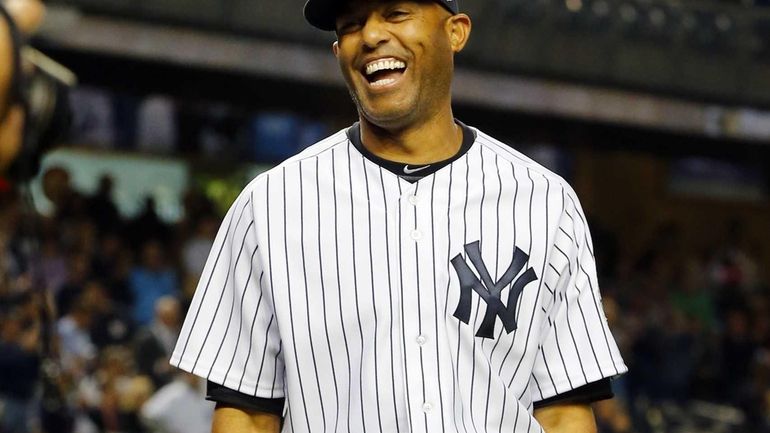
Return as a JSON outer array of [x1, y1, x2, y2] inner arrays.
[[410, 230, 422, 240], [408, 195, 418, 206], [422, 402, 433, 413], [416, 335, 427, 346]]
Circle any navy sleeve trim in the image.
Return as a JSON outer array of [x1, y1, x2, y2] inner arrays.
[[533, 378, 614, 409], [206, 381, 285, 416]]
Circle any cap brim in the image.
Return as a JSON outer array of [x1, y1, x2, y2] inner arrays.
[[304, 0, 341, 31]]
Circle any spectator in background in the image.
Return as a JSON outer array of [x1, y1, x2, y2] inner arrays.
[[92, 231, 134, 307], [116, 375, 154, 433], [669, 257, 716, 331], [719, 308, 756, 405], [140, 372, 214, 433], [41, 166, 87, 225], [135, 296, 181, 389], [129, 197, 170, 247], [86, 174, 120, 234], [180, 187, 216, 230], [79, 346, 153, 433], [55, 251, 92, 317], [56, 296, 97, 378], [709, 220, 761, 309], [0, 298, 41, 433], [129, 240, 179, 326], [38, 234, 68, 294], [70, 220, 98, 259], [84, 279, 133, 349]]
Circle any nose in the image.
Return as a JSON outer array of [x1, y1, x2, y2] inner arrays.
[[360, 14, 389, 49]]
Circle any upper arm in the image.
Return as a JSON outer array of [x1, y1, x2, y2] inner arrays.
[[212, 404, 281, 433], [529, 187, 627, 402], [170, 185, 285, 399], [533, 402, 596, 433]]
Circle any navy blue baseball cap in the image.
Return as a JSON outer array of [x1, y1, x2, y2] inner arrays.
[[304, 0, 460, 31]]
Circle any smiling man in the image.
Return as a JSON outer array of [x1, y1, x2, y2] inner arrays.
[[171, 1, 628, 432]]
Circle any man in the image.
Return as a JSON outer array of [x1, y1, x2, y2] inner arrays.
[[0, 0, 44, 172], [171, 1, 628, 432], [0, 297, 41, 433], [136, 296, 183, 388]]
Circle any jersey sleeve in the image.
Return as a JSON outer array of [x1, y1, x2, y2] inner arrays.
[[170, 187, 285, 400], [529, 187, 627, 403]]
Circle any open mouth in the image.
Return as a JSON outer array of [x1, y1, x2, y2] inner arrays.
[[362, 58, 407, 88]]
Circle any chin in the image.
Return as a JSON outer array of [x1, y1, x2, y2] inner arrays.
[[357, 101, 417, 129], [361, 110, 415, 130]]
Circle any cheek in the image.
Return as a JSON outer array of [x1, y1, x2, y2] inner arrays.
[[335, 44, 359, 81], [336, 62, 355, 89], [418, 40, 451, 79], [404, 25, 452, 73]]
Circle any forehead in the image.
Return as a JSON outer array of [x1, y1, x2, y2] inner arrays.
[[337, 0, 433, 16]]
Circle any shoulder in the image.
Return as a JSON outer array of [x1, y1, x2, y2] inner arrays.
[[239, 127, 350, 198], [470, 126, 579, 199]]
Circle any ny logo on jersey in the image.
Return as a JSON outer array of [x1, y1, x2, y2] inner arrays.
[[451, 241, 538, 339]]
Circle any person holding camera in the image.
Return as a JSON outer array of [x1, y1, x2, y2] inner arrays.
[[1, 3, 78, 433], [1, 0, 72, 182]]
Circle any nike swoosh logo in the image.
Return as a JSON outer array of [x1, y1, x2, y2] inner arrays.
[[403, 165, 431, 175]]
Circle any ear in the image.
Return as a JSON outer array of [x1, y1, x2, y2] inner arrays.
[[332, 40, 340, 58], [446, 13, 471, 53]]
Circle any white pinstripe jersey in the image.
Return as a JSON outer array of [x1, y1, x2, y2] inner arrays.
[[171, 124, 628, 433]]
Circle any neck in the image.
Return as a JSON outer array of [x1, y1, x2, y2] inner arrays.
[[358, 105, 462, 165]]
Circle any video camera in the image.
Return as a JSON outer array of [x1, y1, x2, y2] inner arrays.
[[0, 3, 75, 182]]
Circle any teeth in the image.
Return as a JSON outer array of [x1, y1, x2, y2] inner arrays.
[[365, 59, 406, 76], [371, 78, 397, 87]]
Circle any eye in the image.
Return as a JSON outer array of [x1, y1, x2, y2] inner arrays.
[[386, 9, 410, 21], [336, 17, 362, 34]]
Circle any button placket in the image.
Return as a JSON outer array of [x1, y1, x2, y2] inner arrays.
[[402, 186, 434, 428]]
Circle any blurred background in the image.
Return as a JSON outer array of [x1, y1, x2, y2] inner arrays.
[[0, 0, 769, 432]]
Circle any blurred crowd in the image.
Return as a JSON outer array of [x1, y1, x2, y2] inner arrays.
[[0, 166, 218, 433], [593, 221, 770, 433], [0, 165, 768, 433]]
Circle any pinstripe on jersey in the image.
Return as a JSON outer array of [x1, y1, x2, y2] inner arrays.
[[170, 125, 628, 432]]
